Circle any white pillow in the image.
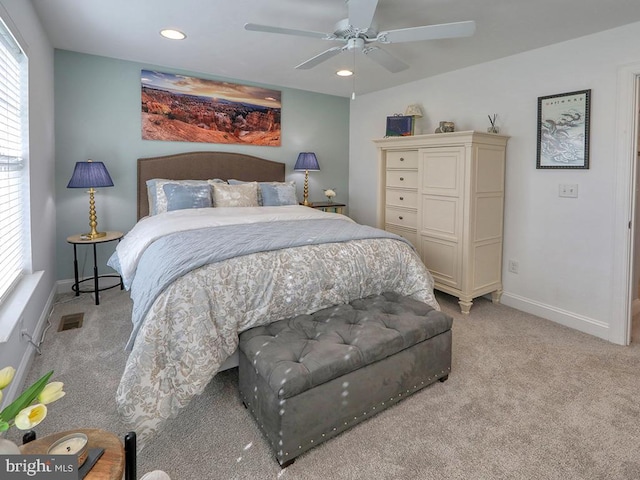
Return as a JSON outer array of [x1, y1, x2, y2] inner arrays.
[[211, 182, 259, 207]]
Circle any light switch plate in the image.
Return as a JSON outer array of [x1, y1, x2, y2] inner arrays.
[[559, 184, 578, 198]]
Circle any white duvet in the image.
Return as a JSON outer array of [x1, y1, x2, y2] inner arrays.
[[114, 206, 439, 444], [113, 205, 351, 288]]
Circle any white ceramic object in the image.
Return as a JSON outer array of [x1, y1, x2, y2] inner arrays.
[[47, 433, 89, 467], [0, 437, 21, 454]]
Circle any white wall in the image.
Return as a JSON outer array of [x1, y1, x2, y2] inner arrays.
[[0, 0, 56, 399], [634, 102, 640, 307], [349, 21, 640, 344]]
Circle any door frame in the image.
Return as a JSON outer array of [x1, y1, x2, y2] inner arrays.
[[612, 62, 640, 345]]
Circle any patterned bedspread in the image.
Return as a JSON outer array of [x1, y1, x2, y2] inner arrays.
[[113, 206, 439, 443]]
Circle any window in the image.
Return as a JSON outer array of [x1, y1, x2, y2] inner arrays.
[[0, 20, 27, 303]]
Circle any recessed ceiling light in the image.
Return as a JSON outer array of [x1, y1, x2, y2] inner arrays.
[[160, 29, 186, 40], [336, 69, 353, 77]]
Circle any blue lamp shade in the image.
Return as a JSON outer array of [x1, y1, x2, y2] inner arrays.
[[294, 152, 320, 171], [66, 160, 114, 189]]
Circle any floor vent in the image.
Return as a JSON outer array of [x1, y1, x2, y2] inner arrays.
[[58, 312, 84, 331]]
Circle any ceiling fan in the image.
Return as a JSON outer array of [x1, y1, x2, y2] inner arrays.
[[244, 0, 476, 73]]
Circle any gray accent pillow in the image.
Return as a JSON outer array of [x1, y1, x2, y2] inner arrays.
[[260, 182, 298, 206], [163, 183, 212, 211], [146, 179, 210, 215]]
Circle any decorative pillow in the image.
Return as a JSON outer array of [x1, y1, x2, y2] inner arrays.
[[163, 183, 212, 212], [147, 179, 210, 215], [211, 182, 259, 207], [146, 178, 168, 216], [228, 179, 297, 206], [260, 181, 298, 206], [228, 179, 264, 205]]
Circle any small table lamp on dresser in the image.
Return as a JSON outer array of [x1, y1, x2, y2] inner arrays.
[[294, 152, 320, 206], [67, 159, 114, 240], [404, 104, 423, 135]]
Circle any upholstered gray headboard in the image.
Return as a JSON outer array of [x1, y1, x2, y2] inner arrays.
[[137, 151, 286, 219]]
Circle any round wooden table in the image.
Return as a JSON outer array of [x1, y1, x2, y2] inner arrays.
[[20, 428, 124, 479]]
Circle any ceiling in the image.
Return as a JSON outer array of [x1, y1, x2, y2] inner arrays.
[[31, 0, 640, 98]]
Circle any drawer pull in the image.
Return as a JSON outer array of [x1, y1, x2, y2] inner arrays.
[[399, 196, 404, 201], [400, 157, 404, 162], [399, 177, 404, 181], [398, 216, 403, 220]]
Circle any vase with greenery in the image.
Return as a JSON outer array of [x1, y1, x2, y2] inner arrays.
[[0, 367, 65, 454]]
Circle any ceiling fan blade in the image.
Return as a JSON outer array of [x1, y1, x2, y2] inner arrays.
[[377, 20, 476, 43], [362, 46, 409, 73], [244, 23, 331, 40], [295, 47, 344, 70], [348, 0, 379, 30]]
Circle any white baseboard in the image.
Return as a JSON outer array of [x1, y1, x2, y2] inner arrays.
[[501, 292, 610, 341], [56, 278, 75, 295]]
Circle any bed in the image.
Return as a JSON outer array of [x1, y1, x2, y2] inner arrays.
[[111, 151, 439, 443]]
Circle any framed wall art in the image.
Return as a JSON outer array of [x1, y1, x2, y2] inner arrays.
[[141, 70, 281, 146], [536, 89, 591, 169]]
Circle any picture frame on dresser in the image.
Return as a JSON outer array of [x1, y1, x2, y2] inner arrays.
[[385, 115, 414, 137], [536, 89, 590, 169]]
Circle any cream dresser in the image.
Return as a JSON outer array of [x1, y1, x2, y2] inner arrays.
[[375, 131, 509, 313]]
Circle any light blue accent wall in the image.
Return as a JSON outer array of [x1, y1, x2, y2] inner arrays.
[[54, 50, 349, 281]]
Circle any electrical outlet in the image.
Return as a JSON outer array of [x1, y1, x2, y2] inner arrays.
[[508, 259, 519, 274], [19, 316, 31, 344], [559, 184, 578, 198]]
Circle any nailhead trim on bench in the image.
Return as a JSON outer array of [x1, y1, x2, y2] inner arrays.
[[241, 365, 452, 460]]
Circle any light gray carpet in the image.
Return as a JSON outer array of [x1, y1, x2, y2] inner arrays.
[[9, 289, 640, 479]]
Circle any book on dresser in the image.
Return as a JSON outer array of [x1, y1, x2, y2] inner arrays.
[[374, 131, 509, 314]]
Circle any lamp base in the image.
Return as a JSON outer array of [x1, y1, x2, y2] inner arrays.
[[301, 170, 314, 207], [82, 231, 106, 240]]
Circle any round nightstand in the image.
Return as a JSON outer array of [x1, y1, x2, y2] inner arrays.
[[66, 231, 123, 305]]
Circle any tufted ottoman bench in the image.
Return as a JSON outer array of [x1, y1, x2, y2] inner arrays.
[[238, 292, 453, 467]]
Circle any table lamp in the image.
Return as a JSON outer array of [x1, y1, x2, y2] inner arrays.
[[294, 152, 320, 206], [404, 104, 424, 135], [67, 159, 114, 239]]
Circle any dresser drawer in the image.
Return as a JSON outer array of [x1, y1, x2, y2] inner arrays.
[[385, 207, 417, 229], [386, 170, 417, 189], [387, 150, 418, 169], [386, 188, 418, 209]]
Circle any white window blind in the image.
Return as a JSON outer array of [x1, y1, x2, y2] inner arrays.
[[0, 21, 25, 303]]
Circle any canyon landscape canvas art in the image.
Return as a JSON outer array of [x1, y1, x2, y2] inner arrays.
[[141, 70, 281, 146]]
